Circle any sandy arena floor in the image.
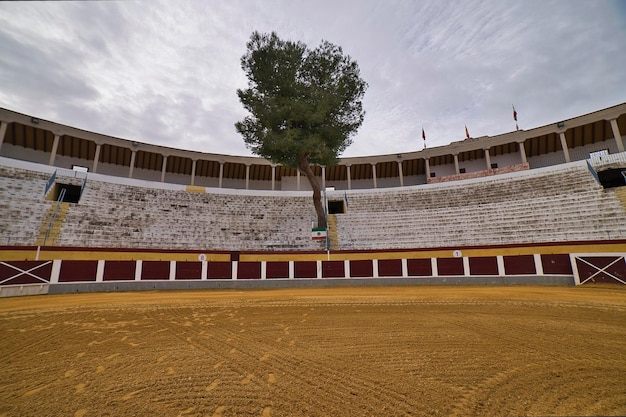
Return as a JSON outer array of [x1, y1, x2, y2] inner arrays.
[[0, 285, 625, 417]]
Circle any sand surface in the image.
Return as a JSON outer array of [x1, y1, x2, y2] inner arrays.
[[0, 285, 625, 416]]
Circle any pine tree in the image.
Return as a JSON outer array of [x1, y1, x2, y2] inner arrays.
[[236, 32, 367, 228]]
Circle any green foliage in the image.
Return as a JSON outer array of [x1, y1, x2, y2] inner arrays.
[[236, 32, 367, 169]]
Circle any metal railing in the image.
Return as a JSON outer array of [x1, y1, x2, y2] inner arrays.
[[44, 170, 56, 196], [586, 160, 601, 185], [80, 176, 88, 199]]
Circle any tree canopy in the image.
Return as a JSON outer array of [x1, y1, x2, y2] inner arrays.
[[236, 31, 367, 228]]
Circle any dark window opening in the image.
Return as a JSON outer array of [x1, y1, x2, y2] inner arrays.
[[49, 183, 82, 203], [430, 172, 436, 178], [328, 200, 345, 214], [459, 168, 466, 174], [491, 163, 498, 169], [597, 168, 626, 189]]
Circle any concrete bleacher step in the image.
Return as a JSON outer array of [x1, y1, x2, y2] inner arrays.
[[612, 187, 626, 211]]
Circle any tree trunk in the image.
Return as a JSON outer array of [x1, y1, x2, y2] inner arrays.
[[298, 153, 327, 229]]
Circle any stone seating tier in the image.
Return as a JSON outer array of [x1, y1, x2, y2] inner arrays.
[[1, 162, 625, 251]]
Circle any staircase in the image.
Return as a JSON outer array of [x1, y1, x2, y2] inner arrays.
[[35, 202, 70, 246], [327, 214, 340, 250]]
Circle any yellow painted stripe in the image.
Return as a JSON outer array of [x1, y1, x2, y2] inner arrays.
[[239, 242, 626, 262], [0, 250, 230, 262], [185, 185, 206, 193], [1, 243, 625, 263], [327, 214, 339, 251]]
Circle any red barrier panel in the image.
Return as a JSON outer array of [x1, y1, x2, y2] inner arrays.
[[176, 262, 202, 280], [504, 255, 536, 275], [266, 262, 289, 279], [294, 261, 317, 278], [378, 259, 403, 277], [142, 261, 170, 280], [350, 260, 373, 277], [469, 257, 498, 275], [407, 259, 431, 276], [238, 262, 261, 280], [59, 260, 97, 282], [103, 261, 136, 281]]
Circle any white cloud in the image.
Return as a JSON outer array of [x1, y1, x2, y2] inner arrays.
[[0, 0, 625, 158]]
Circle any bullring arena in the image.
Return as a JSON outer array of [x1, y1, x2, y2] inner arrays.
[[1, 104, 626, 416]]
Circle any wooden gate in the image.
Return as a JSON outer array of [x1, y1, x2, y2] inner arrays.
[[571, 254, 626, 285]]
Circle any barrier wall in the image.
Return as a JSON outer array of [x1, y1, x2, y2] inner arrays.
[[2, 241, 625, 296]]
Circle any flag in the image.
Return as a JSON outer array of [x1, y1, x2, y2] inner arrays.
[[312, 227, 327, 240], [512, 105, 518, 121], [422, 127, 426, 141], [465, 125, 470, 139]]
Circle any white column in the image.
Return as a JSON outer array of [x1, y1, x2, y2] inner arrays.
[[231, 261, 238, 280], [92, 143, 101, 173], [609, 118, 625, 152], [218, 162, 224, 188], [497, 255, 505, 276], [424, 158, 431, 178], [245, 164, 250, 190], [431, 258, 438, 277], [297, 170, 301, 190], [453, 154, 460, 175], [288, 261, 295, 279], [321, 166, 326, 189], [534, 254, 544, 275], [463, 257, 470, 276], [190, 159, 197, 186], [316, 260, 322, 279], [518, 141, 528, 164], [135, 260, 143, 281], [397, 160, 404, 187], [261, 262, 267, 280], [484, 148, 491, 170], [49, 134, 60, 166], [160, 155, 168, 182], [346, 165, 352, 190], [344, 260, 350, 278], [559, 132, 571, 163], [96, 260, 105, 282], [129, 150, 137, 178], [169, 261, 176, 280], [50, 260, 62, 284], [401, 259, 408, 277], [271, 165, 276, 191], [371, 163, 377, 189], [372, 259, 379, 278], [201, 261, 208, 280], [0, 121, 8, 152]]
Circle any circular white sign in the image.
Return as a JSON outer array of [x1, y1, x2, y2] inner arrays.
[[453, 250, 462, 258], [198, 254, 207, 262]]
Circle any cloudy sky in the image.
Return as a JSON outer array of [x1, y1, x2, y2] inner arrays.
[[1, 1, 625, 158]]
